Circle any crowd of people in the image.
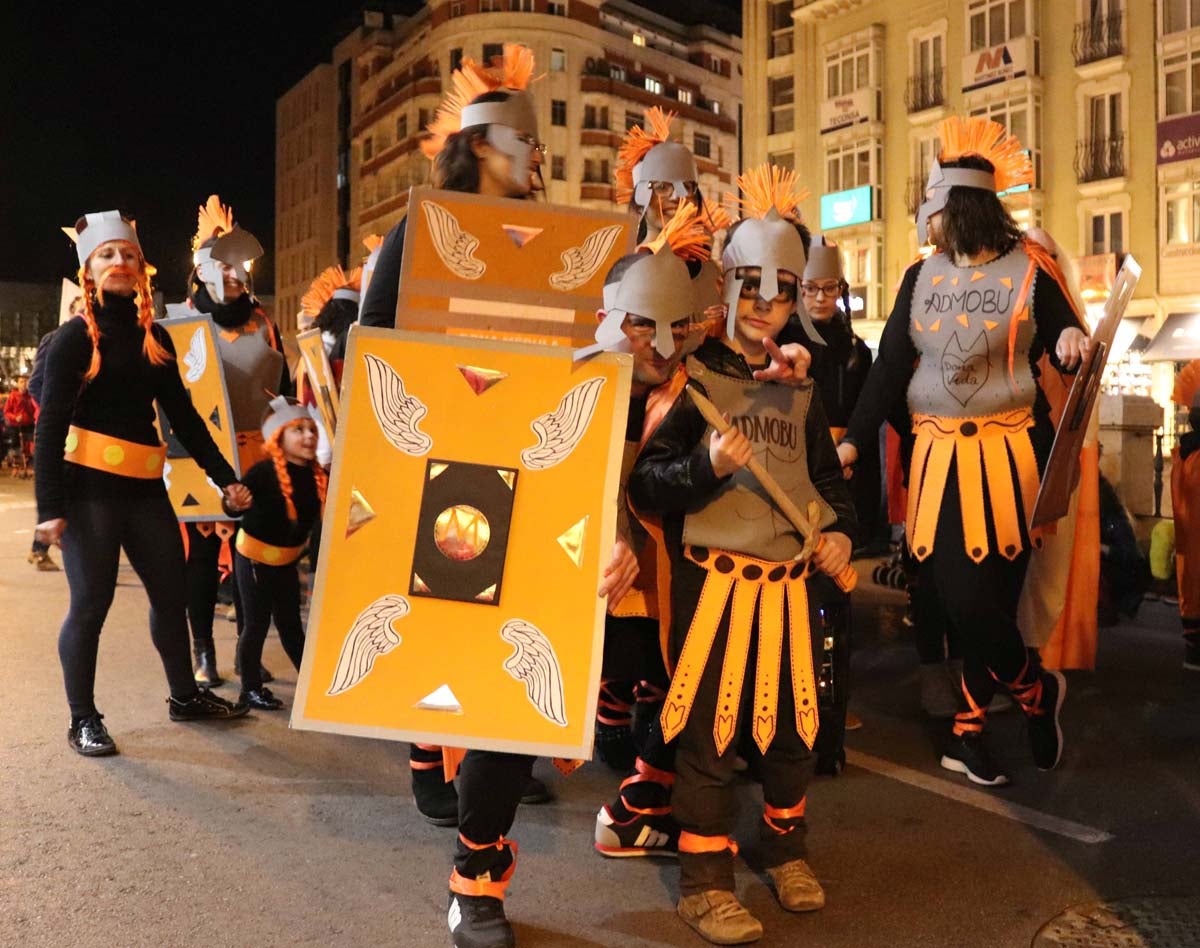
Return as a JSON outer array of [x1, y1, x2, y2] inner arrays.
[[29, 43, 1198, 948]]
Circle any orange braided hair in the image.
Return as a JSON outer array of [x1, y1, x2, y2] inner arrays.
[[76, 261, 172, 382], [265, 421, 327, 522]]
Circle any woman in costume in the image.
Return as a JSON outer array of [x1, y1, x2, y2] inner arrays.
[[225, 398, 327, 710], [629, 166, 855, 945], [35, 211, 251, 757], [180, 196, 291, 687], [838, 117, 1090, 786]]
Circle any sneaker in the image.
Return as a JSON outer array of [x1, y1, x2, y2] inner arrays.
[[413, 767, 459, 826], [67, 713, 117, 757], [168, 688, 250, 721], [1185, 633, 1200, 672], [1026, 671, 1066, 771], [766, 858, 826, 912], [677, 890, 763, 945], [520, 776, 553, 805], [594, 720, 637, 772], [448, 891, 514, 948], [240, 686, 284, 711], [594, 805, 678, 857], [940, 733, 1009, 787], [29, 550, 60, 571]]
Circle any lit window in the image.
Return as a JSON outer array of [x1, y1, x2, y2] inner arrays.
[[968, 0, 1029, 52], [825, 39, 874, 98], [633, 33, 646, 47], [677, 88, 693, 106], [710, 99, 721, 115], [825, 137, 879, 192], [644, 76, 663, 95], [1162, 49, 1200, 117], [610, 65, 627, 82], [1165, 181, 1200, 244]]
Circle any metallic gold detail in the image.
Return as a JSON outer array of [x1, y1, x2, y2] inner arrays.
[[475, 583, 498, 603], [412, 572, 431, 594], [415, 684, 463, 713], [457, 364, 509, 395], [501, 224, 544, 248], [346, 487, 378, 538], [556, 516, 588, 568], [497, 470, 516, 490], [429, 463, 449, 480], [434, 505, 491, 561]]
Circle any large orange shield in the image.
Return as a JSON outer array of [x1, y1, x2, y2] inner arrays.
[[292, 328, 632, 759], [396, 187, 635, 347], [157, 315, 240, 521]]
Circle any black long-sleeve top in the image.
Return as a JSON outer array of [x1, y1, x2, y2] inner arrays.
[[778, 314, 873, 429], [35, 295, 237, 522], [358, 216, 409, 329], [628, 339, 858, 560], [233, 458, 321, 549], [844, 255, 1085, 467]]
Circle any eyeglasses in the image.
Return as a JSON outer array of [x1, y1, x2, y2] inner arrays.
[[738, 279, 797, 304], [801, 282, 841, 299], [649, 180, 699, 198], [516, 134, 547, 156]]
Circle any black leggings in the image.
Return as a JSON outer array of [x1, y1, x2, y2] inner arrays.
[[233, 552, 305, 691], [185, 524, 242, 647], [919, 465, 1031, 711], [454, 751, 536, 879], [58, 491, 197, 719]]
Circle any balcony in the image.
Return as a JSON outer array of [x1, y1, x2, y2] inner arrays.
[[905, 68, 945, 114], [1074, 136, 1126, 183], [904, 176, 925, 217], [1073, 13, 1123, 67]]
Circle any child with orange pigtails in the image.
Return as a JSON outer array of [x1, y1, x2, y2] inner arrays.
[[224, 397, 327, 710]]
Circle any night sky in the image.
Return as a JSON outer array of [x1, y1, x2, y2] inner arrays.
[[1, 0, 739, 298]]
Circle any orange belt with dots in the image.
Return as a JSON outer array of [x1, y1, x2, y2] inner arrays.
[[235, 529, 305, 566], [906, 409, 1039, 564], [63, 426, 167, 479], [660, 546, 819, 756]]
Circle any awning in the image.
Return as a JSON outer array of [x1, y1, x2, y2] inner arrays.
[[1141, 312, 1200, 362]]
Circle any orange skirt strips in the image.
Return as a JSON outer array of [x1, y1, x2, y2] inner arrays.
[[661, 547, 819, 757], [906, 409, 1040, 564]]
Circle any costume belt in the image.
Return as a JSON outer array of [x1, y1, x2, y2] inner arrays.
[[660, 546, 818, 756], [63, 426, 167, 479], [907, 409, 1038, 564], [235, 528, 305, 566], [236, 430, 266, 473]]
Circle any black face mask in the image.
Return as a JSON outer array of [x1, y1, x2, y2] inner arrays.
[[188, 276, 254, 328]]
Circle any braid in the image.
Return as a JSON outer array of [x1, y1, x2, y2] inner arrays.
[[312, 461, 328, 509], [135, 271, 172, 367], [266, 436, 298, 521], [76, 268, 103, 382]]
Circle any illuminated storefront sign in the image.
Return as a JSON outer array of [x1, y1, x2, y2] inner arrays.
[[820, 185, 874, 230]]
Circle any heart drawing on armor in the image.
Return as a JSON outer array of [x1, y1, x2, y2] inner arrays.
[[662, 702, 687, 735], [753, 714, 776, 752], [714, 713, 735, 751], [941, 330, 990, 407], [798, 707, 819, 745]]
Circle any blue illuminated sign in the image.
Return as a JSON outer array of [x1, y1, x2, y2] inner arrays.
[[820, 185, 874, 230]]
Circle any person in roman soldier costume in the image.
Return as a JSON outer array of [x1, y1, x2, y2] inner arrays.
[[299, 264, 362, 386], [629, 165, 856, 945], [837, 117, 1091, 787], [1171, 361, 1200, 670], [578, 203, 715, 858], [180, 195, 291, 687], [616, 107, 714, 246]]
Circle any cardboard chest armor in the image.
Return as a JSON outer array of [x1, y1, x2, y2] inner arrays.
[[216, 317, 284, 433], [681, 356, 835, 563], [908, 249, 1037, 419]]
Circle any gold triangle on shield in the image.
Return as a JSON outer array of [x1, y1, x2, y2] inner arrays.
[[346, 487, 377, 538], [502, 224, 544, 248], [557, 516, 588, 568], [457, 365, 509, 395]]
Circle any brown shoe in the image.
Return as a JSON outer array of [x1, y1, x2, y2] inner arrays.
[[677, 890, 763, 945], [766, 858, 826, 912], [30, 550, 61, 571]]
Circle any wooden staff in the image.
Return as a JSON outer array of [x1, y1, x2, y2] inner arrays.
[[687, 386, 858, 593]]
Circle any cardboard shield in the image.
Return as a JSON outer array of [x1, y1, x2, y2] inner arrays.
[[156, 315, 241, 521], [292, 328, 632, 759], [1031, 256, 1141, 528], [396, 188, 635, 348], [297, 329, 340, 435]]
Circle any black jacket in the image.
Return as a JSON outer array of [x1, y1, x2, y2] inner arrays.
[[628, 339, 858, 560], [358, 216, 408, 329]]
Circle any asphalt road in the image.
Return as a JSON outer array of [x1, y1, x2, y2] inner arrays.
[[2, 475, 1197, 948]]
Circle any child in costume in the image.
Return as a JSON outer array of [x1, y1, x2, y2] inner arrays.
[[35, 211, 250, 758], [580, 204, 717, 857], [1171, 361, 1200, 669], [838, 117, 1090, 786], [224, 397, 327, 710], [629, 166, 856, 945]]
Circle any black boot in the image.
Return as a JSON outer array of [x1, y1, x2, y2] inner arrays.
[[193, 641, 223, 687], [233, 647, 273, 684]]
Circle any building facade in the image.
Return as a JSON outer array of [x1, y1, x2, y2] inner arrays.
[[348, 0, 742, 261]]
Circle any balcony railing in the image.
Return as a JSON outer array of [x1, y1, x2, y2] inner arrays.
[[904, 175, 925, 217], [905, 68, 944, 114], [1073, 13, 1123, 66], [1074, 135, 1126, 183]]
